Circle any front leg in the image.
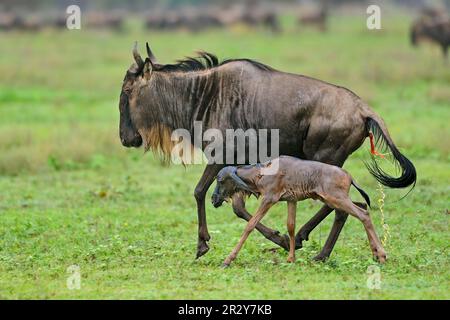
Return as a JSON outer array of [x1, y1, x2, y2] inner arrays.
[[232, 194, 290, 250], [287, 201, 297, 263], [194, 164, 224, 259], [223, 197, 275, 267]]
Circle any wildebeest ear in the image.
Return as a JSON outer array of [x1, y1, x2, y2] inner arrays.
[[146, 42, 158, 65], [143, 58, 153, 77]]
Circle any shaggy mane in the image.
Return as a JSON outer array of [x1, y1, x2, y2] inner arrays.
[[157, 51, 274, 73]]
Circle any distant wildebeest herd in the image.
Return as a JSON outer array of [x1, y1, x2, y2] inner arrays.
[[0, 6, 281, 33], [145, 4, 281, 33], [0, 3, 330, 34], [0, 11, 125, 31], [2, 5, 449, 61], [119, 42, 417, 265]]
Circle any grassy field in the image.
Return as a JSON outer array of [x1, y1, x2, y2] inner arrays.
[[0, 13, 449, 299]]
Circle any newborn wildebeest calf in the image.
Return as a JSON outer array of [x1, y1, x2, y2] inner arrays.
[[212, 156, 387, 267]]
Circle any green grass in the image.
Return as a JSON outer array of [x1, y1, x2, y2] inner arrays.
[[0, 14, 449, 299]]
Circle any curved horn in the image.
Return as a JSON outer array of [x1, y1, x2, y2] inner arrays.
[[132, 42, 144, 69], [146, 42, 157, 64]]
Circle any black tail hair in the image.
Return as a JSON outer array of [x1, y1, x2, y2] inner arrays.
[[365, 117, 417, 191], [351, 180, 371, 208]]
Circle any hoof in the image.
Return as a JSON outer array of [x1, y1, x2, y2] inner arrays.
[[269, 232, 290, 251], [375, 253, 387, 264], [221, 263, 230, 269], [294, 239, 303, 250], [287, 256, 295, 263], [295, 232, 308, 250], [377, 256, 386, 264], [373, 247, 387, 264], [196, 241, 210, 259], [312, 253, 328, 262]]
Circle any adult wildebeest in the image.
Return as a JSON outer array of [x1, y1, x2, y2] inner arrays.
[[119, 43, 416, 260], [411, 15, 450, 59]]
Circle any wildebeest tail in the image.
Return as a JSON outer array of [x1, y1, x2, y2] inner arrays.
[[365, 117, 417, 189], [351, 180, 371, 208]]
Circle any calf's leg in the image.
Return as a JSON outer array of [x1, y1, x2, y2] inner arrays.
[[313, 202, 367, 262], [232, 194, 290, 250], [297, 130, 365, 258], [223, 198, 275, 267], [324, 196, 386, 263], [287, 201, 297, 263]]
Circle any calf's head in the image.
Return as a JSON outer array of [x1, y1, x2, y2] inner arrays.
[[211, 166, 257, 208]]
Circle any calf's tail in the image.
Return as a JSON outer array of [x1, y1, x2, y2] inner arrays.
[[351, 180, 371, 208]]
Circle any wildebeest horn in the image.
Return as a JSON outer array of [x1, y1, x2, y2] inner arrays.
[[132, 42, 144, 69], [146, 42, 157, 65]]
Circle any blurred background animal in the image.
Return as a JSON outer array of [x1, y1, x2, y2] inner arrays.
[[298, 0, 328, 32], [411, 7, 450, 59]]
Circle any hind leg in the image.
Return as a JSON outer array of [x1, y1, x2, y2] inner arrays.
[[313, 202, 367, 262], [324, 196, 386, 263], [297, 126, 366, 258]]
